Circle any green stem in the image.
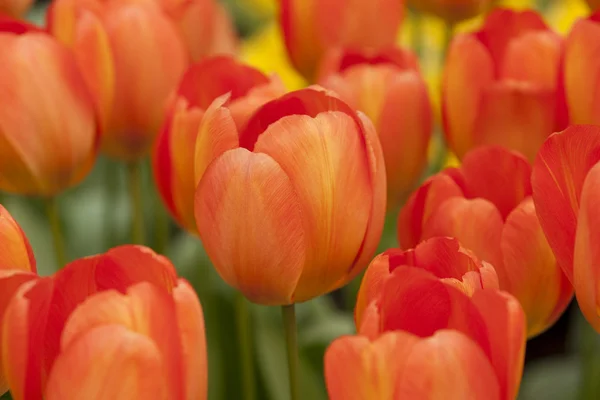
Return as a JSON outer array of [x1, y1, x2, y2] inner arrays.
[[442, 21, 454, 62], [282, 304, 299, 400], [45, 197, 67, 269], [578, 311, 600, 400], [154, 197, 168, 254], [236, 294, 256, 400], [127, 161, 145, 245], [104, 158, 120, 249], [410, 9, 423, 60]]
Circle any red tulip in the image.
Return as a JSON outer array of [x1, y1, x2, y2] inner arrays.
[[350, 264, 525, 400], [48, 0, 187, 160], [195, 88, 386, 305], [398, 146, 572, 337], [279, 0, 404, 81], [0, 20, 99, 195], [407, 0, 493, 22], [153, 56, 286, 232], [0, 0, 33, 18], [443, 8, 567, 161], [1, 245, 206, 400], [564, 11, 600, 125], [318, 47, 432, 206], [532, 124, 600, 332]]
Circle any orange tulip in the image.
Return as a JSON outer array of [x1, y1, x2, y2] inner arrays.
[[442, 8, 568, 161], [0, 0, 33, 18], [408, 0, 492, 22], [195, 88, 386, 305], [345, 264, 525, 400], [153, 56, 286, 232], [584, 1, 600, 10], [48, 0, 187, 161], [318, 47, 432, 206], [1, 245, 206, 400], [532, 125, 600, 333], [157, 0, 237, 61], [279, 0, 404, 81], [564, 11, 600, 125], [0, 20, 99, 196], [397, 146, 572, 337], [0, 205, 38, 396]]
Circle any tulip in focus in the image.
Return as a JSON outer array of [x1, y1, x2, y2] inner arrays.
[[1, 245, 207, 400], [195, 88, 387, 305], [0, 205, 38, 396], [564, 11, 600, 125], [153, 0, 238, 61], [279, 0, 404, 81], [408, 0, 493, 23], [0, 20, 99, 196], [532, 125, 600, 333], [443, 8, 568, 161], [153, 56, 286, 232], [318, 47, 432, 206], [329, 252, 525, 400], [48, 0, 187, 160], [397, 146, 573, 337], [0, 0, 33, 18]]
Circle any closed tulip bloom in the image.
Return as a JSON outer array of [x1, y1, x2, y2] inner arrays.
[[398, 146, 572, 337], [279, 0, 404, 81], [0, 0, 33, 18], [407, 0, 492, 22], [48, 0, 187, 161], [152, 0, 237, 61], [318, 47, 432, 206], [1, 245, 206, 400], [353, 265, 525, 400], [0, 21, 98, 195], [443, 8, 567, 161], [532, 125, 600, 332], [153, 56, 286, 232], [0, 205, 38, 396], [195, 88, 386, 305], [564, 11, 600, 125]]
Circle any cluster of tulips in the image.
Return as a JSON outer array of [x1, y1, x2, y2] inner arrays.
[[2, 0, 600, 398]]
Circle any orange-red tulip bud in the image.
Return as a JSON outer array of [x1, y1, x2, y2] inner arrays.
[[532, 125, 600, 333], [398, 146, 572, 337], [153, 56, 286, 232], [564, 12, 600, 125], [351, 264, 525, 400], [48, 0, 187, 161], [0, 21, 99, 196], [408, 0, 492, 23], [443, 8, 567, 161], [0, 0, 33, 18], [279, 0, 404, 81], [318, 47, 432, 206], [1, 245, 206, 400], [195, 88, 387, 305]]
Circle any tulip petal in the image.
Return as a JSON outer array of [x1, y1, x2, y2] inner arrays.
[[325, 332, 418, 400], [254, 112, 372, 301], [397, 173, 464, 249], [195, 148, 306, 305], [460, 146, 532, 220], [45, 325, 167, 400], [442, 33, 494, 159], [173, 280, 207, 400], [574, 162, 600, 332], [355, 252, 394, 328], [423, 197, 505, 282], [531, 125, 600, 281], [564, 19, 600, 125], [501, 198, 573, 337], [0, 205, 36, 273]]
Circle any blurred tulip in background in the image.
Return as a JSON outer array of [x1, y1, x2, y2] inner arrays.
[[318, 47, 432, 206], [443, 8, 568, 161], [0, 20, 98, 196], [408, 0, 494, 23], [153, 56, 286, 233], [195, 88, 386, 305], [0, 0, 33, 18], [398, 146, 572, 337]]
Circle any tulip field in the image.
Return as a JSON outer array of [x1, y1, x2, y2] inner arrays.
[[2, 0, 600, 399]]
